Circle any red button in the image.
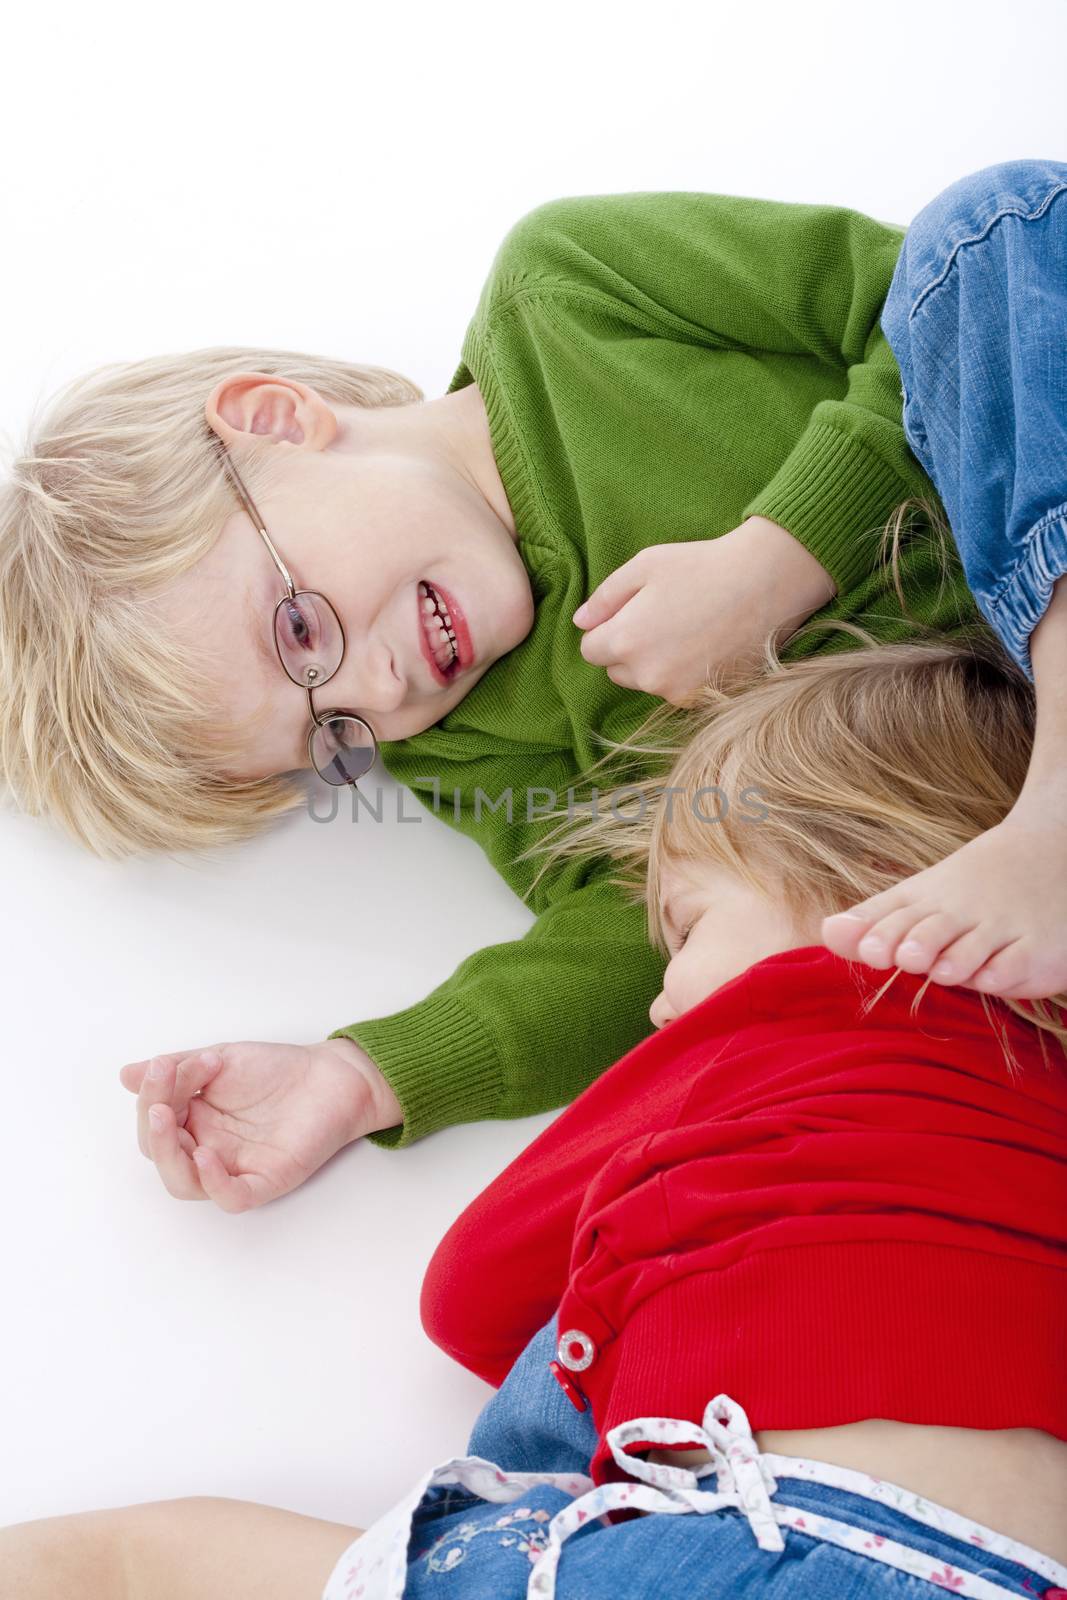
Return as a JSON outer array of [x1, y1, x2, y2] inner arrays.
[[549, 1359, 588, 1412], [1042, 1590, 1067, 1598]]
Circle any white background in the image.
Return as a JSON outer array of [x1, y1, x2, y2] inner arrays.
[[1, 0, 1065, 1546]]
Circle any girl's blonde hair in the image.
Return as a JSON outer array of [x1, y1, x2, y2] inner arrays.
[[516, 620, 1067, 1065], [0, 347, 422, 860]]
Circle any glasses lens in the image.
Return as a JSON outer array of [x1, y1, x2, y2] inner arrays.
[[309, 715, 377, 786], [274, 591, 344, 688]]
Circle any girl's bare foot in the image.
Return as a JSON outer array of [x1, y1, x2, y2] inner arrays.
[[827, 573, 1067, 1004], [823, 787, 1067, 1000]]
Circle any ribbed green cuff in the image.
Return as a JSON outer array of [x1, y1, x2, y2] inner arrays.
[[328, 992, 504, 1150], [742, 420, 914, 600]]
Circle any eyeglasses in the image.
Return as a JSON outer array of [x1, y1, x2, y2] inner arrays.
[[216, 444, 379, 787]]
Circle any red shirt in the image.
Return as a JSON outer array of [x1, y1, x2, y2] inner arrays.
[[421, 946, 1067, 1485]]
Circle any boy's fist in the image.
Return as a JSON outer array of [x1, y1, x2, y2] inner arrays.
[[118, 1037, 402, 1211], [573, 515, 837, 706]]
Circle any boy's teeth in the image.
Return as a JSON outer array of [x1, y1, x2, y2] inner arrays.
[[419, 580, 454, 624], [419, 580, 458, 666]]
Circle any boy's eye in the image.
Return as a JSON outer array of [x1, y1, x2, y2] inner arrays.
[[280, 597, 317, 651]]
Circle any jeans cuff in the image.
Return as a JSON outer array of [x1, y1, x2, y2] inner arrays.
[[986, 501, 1067, 682]]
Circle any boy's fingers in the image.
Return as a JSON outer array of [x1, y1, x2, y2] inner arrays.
[[120, 1048, 213, 1093], [135, 1050, 224, 1157], [191, 1147, 267, 1215], [145, 1103, 206, 1201], [579, 603, 644, 669], [572, 561, 645, 630], [137, 1058, 172, 1157]]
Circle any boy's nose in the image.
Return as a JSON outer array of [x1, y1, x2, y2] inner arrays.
[[362, 641, 407, 714]]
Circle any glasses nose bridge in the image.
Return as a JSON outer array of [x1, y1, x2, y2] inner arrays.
[[303, 674, 322, 724]]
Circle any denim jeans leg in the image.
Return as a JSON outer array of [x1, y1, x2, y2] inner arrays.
[[465, 1314, 600, 1474], [880, 158, 1067, 681]]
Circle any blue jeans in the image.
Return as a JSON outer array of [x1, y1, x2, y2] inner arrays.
[[381, 1316, 1063, 1597], [880, 157, 1067, 682]]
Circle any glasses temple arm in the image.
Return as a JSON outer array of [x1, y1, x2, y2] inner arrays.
[[218, 448, 297, 594]]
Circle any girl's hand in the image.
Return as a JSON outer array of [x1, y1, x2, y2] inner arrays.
[[118, 1037, 401, 1212], [573, 515, 837, 706]]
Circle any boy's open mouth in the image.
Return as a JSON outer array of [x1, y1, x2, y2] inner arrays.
[[418, 579, 460, 678], [418, 578, 474, 684]]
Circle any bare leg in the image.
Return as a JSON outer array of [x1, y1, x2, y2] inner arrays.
[[823, 572, 1067, 999], [0, 1496, 364, 1600], [0, 1507, 126, 1600]]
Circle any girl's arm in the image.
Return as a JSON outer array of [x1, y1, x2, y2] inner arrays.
[[0, 1496, 362, 1600]]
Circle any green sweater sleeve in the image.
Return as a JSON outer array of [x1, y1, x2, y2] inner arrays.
[[503, 191, 933, 598], [330, 854, 665, 1148], [740, 334, 928, 601]]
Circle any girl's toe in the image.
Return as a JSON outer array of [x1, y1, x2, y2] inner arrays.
[[969, 941, 1027, 996], [928, 925, 1003, 986], [893, 911, 974, 974], [855, 904, 934, 970], [973, 940, 1066, 1001], [823, 889, 912, 959], [822, 909, 876, 959]]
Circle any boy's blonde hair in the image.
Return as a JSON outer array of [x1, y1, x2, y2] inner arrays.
[[516, 622, 1067, 1064], [0, 347, 422, 860]]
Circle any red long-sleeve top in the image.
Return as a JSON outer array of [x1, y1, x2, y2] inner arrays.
[[421, 946, 1067, 1486]]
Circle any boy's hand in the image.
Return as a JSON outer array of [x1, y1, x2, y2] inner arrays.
[[118, 1037, 402, 1211], [572, 515, 837, 706]]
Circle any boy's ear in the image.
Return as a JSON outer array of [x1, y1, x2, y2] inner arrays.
[[204, 372, 337, 451]]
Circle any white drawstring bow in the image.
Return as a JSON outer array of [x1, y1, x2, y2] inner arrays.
[[526, 1394, 784, 1598]]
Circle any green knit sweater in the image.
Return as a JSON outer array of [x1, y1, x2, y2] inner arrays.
[[329, 189, 984, 1148]]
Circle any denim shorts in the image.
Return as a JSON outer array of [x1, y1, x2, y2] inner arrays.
[[880, 157, 1067, 680], [320, 1315, 1067, 1599]]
